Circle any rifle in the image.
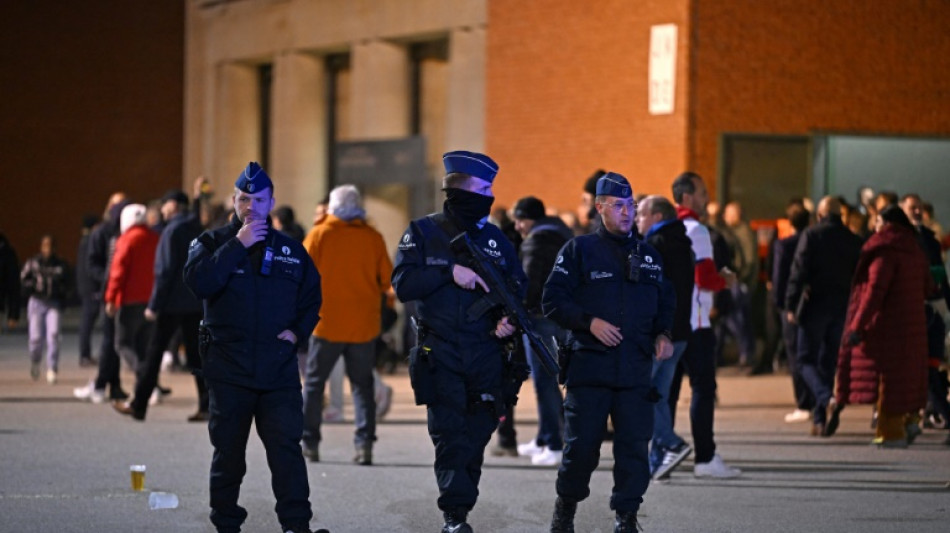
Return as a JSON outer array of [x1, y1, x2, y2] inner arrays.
[[448, 232, 560, 376]]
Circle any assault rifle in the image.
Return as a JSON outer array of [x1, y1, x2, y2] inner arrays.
[[448, 232, 559, 376]]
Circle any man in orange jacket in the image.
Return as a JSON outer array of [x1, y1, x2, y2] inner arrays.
[[301, 184, 393, 465]]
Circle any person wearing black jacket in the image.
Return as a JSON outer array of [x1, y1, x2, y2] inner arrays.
[[0, 232, 20, 330], [184, 163, 323, 533], [901, 193, 950, 431], [785, 196, 862, 437], [113, 189, 208, 422], [636, 194, 696, 481], [507, 196, 572, 466], [74, 195, 130, 402], [76, 214, 100, 367], [392, 150, 525, 533], [544, 173, 675, 533], [772, 200, 814, 423], [21, 235, 71, 383]]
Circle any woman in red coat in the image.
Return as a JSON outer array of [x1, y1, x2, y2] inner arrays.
[[834, 205, 929, 447]]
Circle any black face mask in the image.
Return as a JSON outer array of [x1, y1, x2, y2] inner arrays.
[[444, 188, 495, 231]]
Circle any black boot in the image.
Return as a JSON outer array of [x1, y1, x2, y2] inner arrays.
[[614, 511, 642, 532], [353, 444, 372, 466], [441, 508, 473, 533], [551, 497, 576, 533]]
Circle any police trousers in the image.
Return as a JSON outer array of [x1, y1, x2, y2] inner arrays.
[[424, 334, 503, 512], [207, 379, 311, 532], [557, 386, 653, 514]]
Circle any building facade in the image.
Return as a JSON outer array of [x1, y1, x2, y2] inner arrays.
[[186, 0, 950, 235]]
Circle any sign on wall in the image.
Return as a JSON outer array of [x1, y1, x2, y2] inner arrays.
[[649, 24, 678, 115]]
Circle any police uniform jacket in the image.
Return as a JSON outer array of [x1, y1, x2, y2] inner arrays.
[[184, 216, 321, 389], [392, 211, 527, 342], [542, 227, 675, 388]]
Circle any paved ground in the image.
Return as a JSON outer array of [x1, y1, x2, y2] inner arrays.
[[1, 318, 948, 533]]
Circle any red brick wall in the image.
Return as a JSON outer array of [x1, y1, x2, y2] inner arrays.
[[690, 0, 950, 195], [0, 2, 183, 263], [487, 0, 950, 217], [487, 0, 691, 216]]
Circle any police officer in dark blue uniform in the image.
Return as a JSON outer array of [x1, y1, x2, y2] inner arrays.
[[184, 162, 324, 533], [392, 150, 527, 533], [542, 172, 675, 533]]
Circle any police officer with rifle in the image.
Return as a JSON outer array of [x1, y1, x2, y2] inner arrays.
[[392, 150, 530, 533]]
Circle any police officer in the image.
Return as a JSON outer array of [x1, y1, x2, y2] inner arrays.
[[542, 172, 675, 533], [184, 162, 324, 533], [392, 150, 526, 533]]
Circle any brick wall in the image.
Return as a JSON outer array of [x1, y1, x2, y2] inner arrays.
[[691, 0, 950, 189], [487, 0, 691, 217], [487, 0, 950, 218]]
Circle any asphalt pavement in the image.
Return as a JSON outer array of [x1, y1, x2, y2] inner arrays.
[[1, 319, 948, 533]]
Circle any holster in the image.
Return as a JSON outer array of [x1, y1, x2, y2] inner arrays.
[[556, 341, 572, 385], [408, 342, 436, 406], [198, 320, 211, 362]]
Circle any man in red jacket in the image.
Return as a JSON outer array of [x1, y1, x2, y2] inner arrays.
[[105, 204, 159, 378]]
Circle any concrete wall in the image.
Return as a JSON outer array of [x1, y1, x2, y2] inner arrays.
[[184, 0, 488, 239]]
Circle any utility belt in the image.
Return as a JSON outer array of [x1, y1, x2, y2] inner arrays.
[[407, 317, 523, 421]]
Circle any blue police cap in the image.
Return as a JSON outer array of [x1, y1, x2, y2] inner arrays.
[[595, 172, 632, 199], [442, 150, 498, 183], [235, 162, 273, 194]]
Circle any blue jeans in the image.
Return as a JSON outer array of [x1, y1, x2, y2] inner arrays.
[[302, 337, 377, 449], [649, 340, 687, 472], [524, 319, 565, 450]]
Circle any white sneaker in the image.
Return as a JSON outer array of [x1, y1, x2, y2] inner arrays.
[[694, 454, 741, 478], [160, 351, 174, 373], [375, 384, 393, 421], [323, 405, 344, 423], [517, 440, 545, 457], [73, 380, 106, 404], [46, 369, 57, 384], [784, 409, 811, 423], [149, 389, 162, 406], [531, 447, 563, 466]]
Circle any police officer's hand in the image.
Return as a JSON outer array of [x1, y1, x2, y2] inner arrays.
[[590, 317, 622, 347], [105, 302, 117, 318], [237, 216, 268, 248], [494, 316, 516, 338], [453, 264, 489, 292], [144, 308, 157, 322], [655, 334, 674, 361], [277, 329, 297, 344]]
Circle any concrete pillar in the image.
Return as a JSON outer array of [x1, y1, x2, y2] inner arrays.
[[214, 63, 260, 194], [445, 26, 485, 152], [271, 52, 328, 223], [348, 39, 412, 259], [349, 40, 410, 138]]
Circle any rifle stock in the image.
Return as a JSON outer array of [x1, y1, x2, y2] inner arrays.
[[449, 233, 560, 376]]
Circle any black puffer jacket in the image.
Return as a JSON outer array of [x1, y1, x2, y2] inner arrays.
[[645, 219, 694, 342], [520, 216, 573, 314]]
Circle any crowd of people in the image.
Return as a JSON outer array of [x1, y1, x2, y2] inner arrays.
[[1, 154, 948, 532]]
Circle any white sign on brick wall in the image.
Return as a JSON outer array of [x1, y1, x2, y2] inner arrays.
[[649, 24, 677, 115]]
